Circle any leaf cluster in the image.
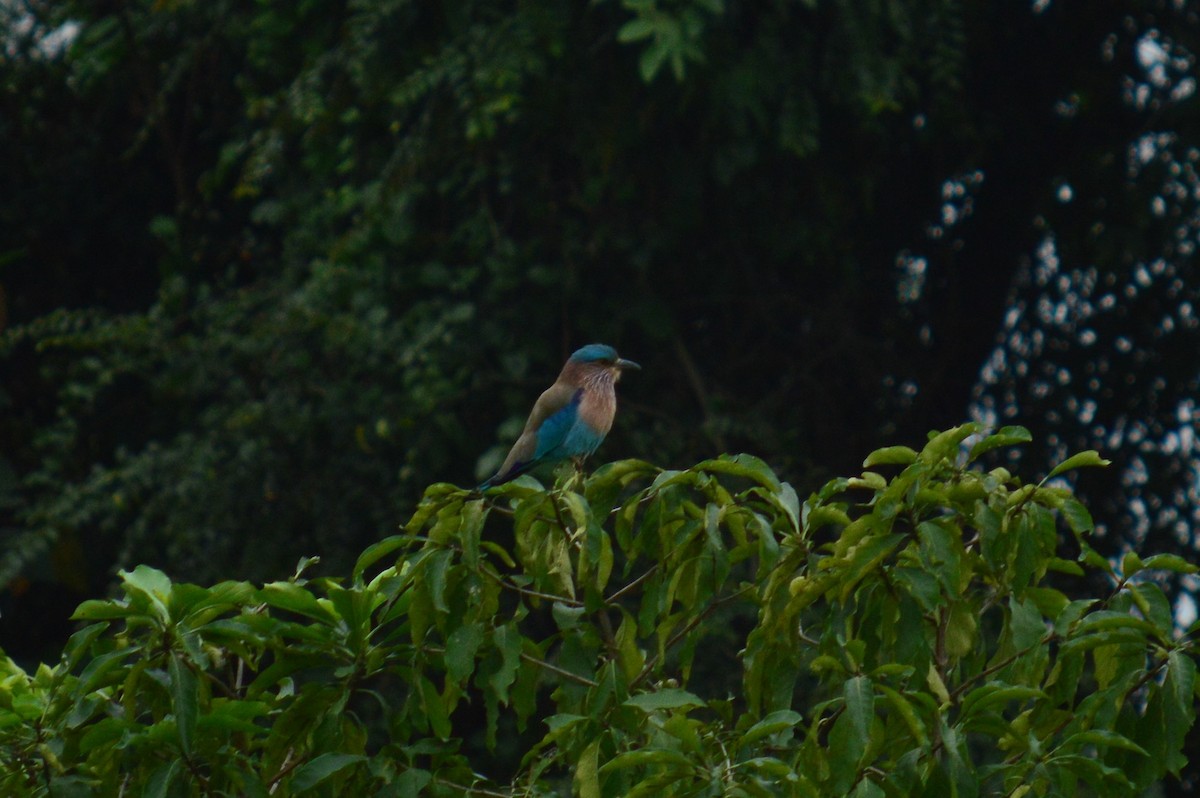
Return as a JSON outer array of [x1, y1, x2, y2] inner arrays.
[[0, 428, 1196, 796]]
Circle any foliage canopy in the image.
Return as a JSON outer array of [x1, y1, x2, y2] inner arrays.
[[1, 426, 1196, 796]]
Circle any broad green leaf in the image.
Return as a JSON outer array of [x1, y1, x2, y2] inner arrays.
[[1062, 729, 1148, 756], [62, 622, 108, 670], [1022, 587, 1067, 621], [1048, 753, 1133, 792], [917, 424, 980, 465], [71, 599, 135, 621], [120, 565, 172, 623], [624, 688, 705, 712], [169, 655, 198, 756], [960, 684, 1045, 721], [1140, 553, 1200, 574], [422, 548, 453, 613], [694, 454, 782, 491], [805, 505, 851, 533], [615, 611, 645, 682], [395, 768, 432, 796], [1047, 450, 1111, 479], [878, 686, 927, 746], [419, 675, 451, 740], [739, 757, 798, 779], [599, 747, 694, 773], [849, 472, 888, 491], [575, 739, 601, 798], [1075, 610, 1156, 636], [144, 759, 184, 798], [1164, 650, 1197, 769], [78, 648, 137, 693], [944, 603, 977, 658], [917, 519, 962, 593], [827, 676, 874, 793], [850, 778, 886, 798], [926, 665, 951, 706], [738, 709, 802, 749], [617, 18, 658, 44], [1059, 499, 1094, 534], [1131, 582, 1174, 635], [863, 446, 918, 468], [488, 623, 522, 705], [1008, 596, 1046, 650], [352, 534, 411, 582], [289, 753, 367, 792], [968, 426, 1032, 460], [259, 582, 337, 623], [839, 533, 906, 602], [445, 621, 484, 683]]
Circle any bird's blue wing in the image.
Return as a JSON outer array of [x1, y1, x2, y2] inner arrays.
[[533, 389, 583, 461]]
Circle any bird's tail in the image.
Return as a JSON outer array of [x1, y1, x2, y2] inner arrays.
[[477, 461, 530, 491]]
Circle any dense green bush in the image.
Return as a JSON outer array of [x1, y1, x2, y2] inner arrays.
[[1, 425, 1195, 795]]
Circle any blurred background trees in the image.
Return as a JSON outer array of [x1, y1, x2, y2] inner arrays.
[[1, 0, 1198, 685]]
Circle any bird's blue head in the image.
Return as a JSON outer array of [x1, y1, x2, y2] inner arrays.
[[570, 344, 620, 363], [567, 343, 640, 375]]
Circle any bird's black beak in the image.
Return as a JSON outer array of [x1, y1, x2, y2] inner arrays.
[[616, 358, 641, 371]]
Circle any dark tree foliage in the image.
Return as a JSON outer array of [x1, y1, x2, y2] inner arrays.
[[2, 2, 1200, 777]]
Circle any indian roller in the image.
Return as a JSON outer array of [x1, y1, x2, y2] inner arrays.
[[479, 344, 640, 489]]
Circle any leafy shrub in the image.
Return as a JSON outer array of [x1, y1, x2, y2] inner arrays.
[[0, 424, 1195, 795]]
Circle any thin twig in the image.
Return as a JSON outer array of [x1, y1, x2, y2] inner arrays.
[[606, 561, 661, 605], [433, 777, 514, 798], [520, 652, 599, 688], [633, 584, 754, 688]]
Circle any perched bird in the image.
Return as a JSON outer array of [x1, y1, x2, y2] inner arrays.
[[479, 344, 640, 489]]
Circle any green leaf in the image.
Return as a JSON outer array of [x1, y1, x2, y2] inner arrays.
[[445, 621, 484, 683], [617, 18, 658, 43], [395, 768, 432, 796], [259, 582, 337, 623], [71, 599, 134, 621], [1024, 588, 1068, 622], [289, 753, 367, 792], [488, 623, 522, 705], [878, 686, 927, 746], [168, 655, 198, 757], [1140, 553, 1200, 574], [78, 648, 137, 693], [1046, 450, 1111, 479], [62, 622, 108, 670], [1059, 499, 1094, 534], [639, 39, 670, 82], [827, 676, 874, 793], [695, 454, 782, 491], [1062, 729, 1148, 756], [144, 759, 184, 798], [575, 739, 601, 798], [839, 533, 906, 602], [738, 709, 802, 749], [599, 747, 694, 773], [1163, 650, 1196, 769], [968, 426, 1032, 460], [863, 446, 918, 468], [624, 688, 705, 712], [352, 534, 411, 582], [960, 683, 1045, 721], [422, 548, 453, 613], [419, 675, 451, 740], [917, 424, 980, 465], [944, 603, 977, 658], [120, 565, 172, 623]]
